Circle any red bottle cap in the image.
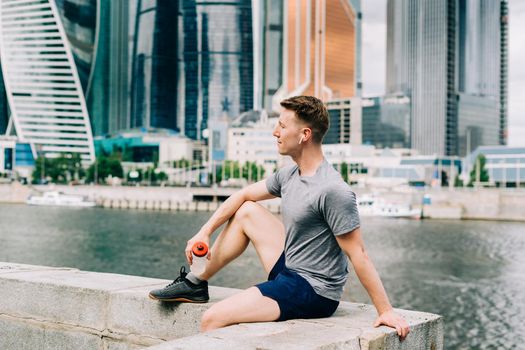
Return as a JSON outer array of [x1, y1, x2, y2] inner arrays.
[[192, 241, 208, 257]]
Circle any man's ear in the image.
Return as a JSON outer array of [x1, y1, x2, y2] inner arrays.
[[303, 128, 313, 142]]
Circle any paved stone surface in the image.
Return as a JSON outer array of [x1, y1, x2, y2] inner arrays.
[[146, 303, 443, 350], [146, 321, 363, 350]]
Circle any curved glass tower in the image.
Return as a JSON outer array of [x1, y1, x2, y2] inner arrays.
[[6, 0, 179, 138], [0, 0, 95, 161]]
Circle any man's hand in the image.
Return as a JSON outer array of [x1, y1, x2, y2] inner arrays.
[[373, 309, 410, 340], [185, 233, 211, 265]]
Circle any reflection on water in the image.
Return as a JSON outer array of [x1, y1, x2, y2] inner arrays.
[[1, 204, 524, 349]]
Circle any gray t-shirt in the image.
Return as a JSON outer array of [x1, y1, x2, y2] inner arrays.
[[266, 159, 360, 301]]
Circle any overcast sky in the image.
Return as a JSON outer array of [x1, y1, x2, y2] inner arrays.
[[361, 0, 525, 146]]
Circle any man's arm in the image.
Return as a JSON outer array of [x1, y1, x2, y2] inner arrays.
[[185, 180, 275, 263], [335, 228, 410, 340]]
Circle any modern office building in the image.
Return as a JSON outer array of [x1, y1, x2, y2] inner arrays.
[[94, 128, 197, 165], [0, 0, 95, 161], [457, 0, 509, 151], [324, 98, 362, 145], [386, 0, 457, 155], [258, 0, 284, 112], [227, 124, 280, 173], [179, 0, 254, 140], [57, 0, 179, 135], [362, 95, 411, 149], [0, 0, 182, 164], [129, 0, 178, 132], [0, 69, 8, 134], [466, 146, 525, 187], [386, 0, 508, 156], [324, 95, 410, 149], [274, 0, 361, 105]]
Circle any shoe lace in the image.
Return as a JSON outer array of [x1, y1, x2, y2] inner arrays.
[[167, 266, 187, 287]]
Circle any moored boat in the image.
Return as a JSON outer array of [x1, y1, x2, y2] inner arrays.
[[357, 194, 421, 219], [27, 191, 96, 208]]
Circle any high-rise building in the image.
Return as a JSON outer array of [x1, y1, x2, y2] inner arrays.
[[362, 95, 411, 149], [386, 0, 508, 156], [456, 0, 508, 154], [0, 69, 7, 135], [1, 0, 180, 145], [324, 98, 362, 145], [179, 0, 254, 141], [129, 0, 178, 132], [60, 0, 180, 135], [55, 0, 130, 137], [0, 0, 95, 161], [274, 0, 361, 105], [258, 0, 284, 112]]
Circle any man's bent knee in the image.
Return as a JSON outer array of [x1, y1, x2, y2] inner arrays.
[[200, 307, 226, 332], [234, 201, 260, 221]]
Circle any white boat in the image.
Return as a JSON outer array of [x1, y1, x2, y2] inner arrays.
[[27, 191, 96, 208], [357, 195, 421, 219]]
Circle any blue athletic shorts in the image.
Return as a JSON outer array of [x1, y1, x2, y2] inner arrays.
[[255, 252, 339, 321]]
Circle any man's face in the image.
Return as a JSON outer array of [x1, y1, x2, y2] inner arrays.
[[273, 109, 307, 155]]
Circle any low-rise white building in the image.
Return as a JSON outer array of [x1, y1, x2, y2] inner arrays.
[[227, 115, 289, 174]]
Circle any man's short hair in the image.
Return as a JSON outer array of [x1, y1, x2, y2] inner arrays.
[[280, 96, 329, 144]]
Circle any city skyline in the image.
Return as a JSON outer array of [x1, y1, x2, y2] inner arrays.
[[362, 0, 525, 146], [1, 0, 522, 159]]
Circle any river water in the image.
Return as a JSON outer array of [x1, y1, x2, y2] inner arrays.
[[1, 203, 524, 349]]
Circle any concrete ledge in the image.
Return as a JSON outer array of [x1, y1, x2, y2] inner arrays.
[[0, 262, 443, 349], [146, 304, 443, 350]]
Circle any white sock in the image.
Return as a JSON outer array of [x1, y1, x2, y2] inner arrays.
[[186, 272, 205, 284]]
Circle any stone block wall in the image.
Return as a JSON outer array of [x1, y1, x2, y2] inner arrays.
[[0, 262, 443, 349]]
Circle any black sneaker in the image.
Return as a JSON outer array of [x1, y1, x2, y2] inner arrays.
[[149, 266, 209, 303]]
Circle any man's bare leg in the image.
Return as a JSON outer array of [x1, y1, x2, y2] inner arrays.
[[200, 287, 280, 331], [195, 201, 285, 331], [199, 201, 285, 280]]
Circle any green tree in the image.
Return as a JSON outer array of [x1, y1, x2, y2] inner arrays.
[[340, 162, 349, 182], [173, 158, 190, 168], [143, 167, 168, 185], [32, 153, 84, 184], [468, 154, 490, 187], [454, 174, 464, 187], [242, 161, 265, 182], [86, 155, 124, 184], [32, 156, 52, 184]]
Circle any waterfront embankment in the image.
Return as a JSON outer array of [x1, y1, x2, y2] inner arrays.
[[1, 182, 525, 221], [0, 261, 443, 350]]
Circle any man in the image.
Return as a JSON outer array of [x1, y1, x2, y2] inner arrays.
[[149, 96, 410, 339]]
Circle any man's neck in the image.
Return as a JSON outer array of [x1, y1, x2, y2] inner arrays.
[[292, 146, 325, 177]]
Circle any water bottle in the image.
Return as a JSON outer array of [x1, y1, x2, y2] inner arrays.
[[190, 241, 208, 277]]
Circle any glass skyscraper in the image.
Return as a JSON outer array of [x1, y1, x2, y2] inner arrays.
[[386, 0, 508, 156], [0, 0, 96, 161], [260, 0, 284, 112], [129, 0, 178, 132], [0, 69, 7, 135], [362, 95, 411, 149], [276, 0, 361, 102], [180, 0, 254, 141], [56, 0, 179, 136]]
